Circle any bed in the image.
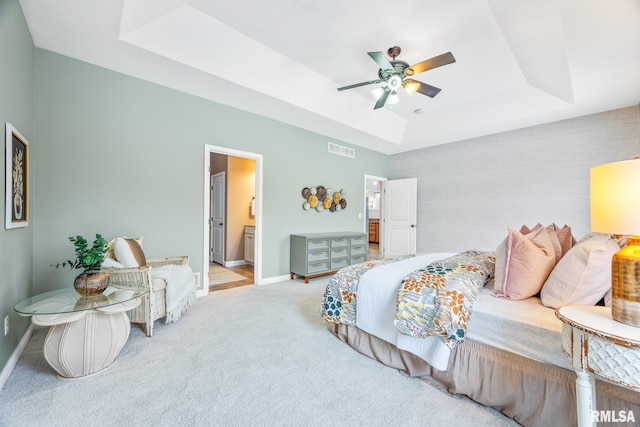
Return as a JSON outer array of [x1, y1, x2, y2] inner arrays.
[[320, 249, 640, 426]]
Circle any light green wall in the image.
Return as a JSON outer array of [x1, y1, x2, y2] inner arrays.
[[0, 0, 35, 372], [1, 0, 387, 373], [32, 50, 389, 291]]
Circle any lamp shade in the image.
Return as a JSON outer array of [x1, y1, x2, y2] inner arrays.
[[590, 158, 640, 235]]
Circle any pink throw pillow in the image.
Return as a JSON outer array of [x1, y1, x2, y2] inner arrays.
[[494, 227, 556, 300]]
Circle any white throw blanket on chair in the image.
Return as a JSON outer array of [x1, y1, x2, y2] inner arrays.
[[150, 264, 197, 323]]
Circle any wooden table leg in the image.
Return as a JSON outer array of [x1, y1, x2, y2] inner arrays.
[[575, 370, 596, 427]]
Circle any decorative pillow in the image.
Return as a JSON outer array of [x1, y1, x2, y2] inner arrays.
[[519, 223, 576, 262], [114, 237, 147, 267], [555, 224, 576, 258], [545, 224, 563, 264], [101, 257, 124, 269], [540, 233, 620, 308], [494, 226, 556, 300], [106, 236, 144, 260]]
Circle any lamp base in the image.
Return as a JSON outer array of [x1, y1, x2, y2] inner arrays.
[[612, 237, 640, 327]]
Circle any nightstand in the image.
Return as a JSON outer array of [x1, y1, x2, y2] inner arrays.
[[556, 305, 640, 427]]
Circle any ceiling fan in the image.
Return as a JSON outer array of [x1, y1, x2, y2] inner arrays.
[[337, 46, 456, 110]]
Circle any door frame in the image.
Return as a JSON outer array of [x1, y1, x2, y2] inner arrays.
[[202, 145, 263, 297], [364, 175, 387, 258]]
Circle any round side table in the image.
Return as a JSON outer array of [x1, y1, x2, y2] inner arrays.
[[15, 287, 146, 379]]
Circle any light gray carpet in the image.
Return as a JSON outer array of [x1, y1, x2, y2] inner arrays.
[[0, 278, 518, 427]]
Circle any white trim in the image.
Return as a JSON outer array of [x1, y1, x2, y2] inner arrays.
[[202, 144, 263, 297], [259, 274, 293, 285], [224, 260, 250, 268], [0, 323, 34, 393]]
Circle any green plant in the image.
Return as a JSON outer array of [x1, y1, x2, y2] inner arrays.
[[52, 234, 108, 274]]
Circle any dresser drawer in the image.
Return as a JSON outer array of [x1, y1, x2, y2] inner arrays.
[[307, 250, 329, 262], [351, 235, 367, 246], [307, 238, 330, 250], [331, 248, 349, 259], [350, 245, 366, 256], [331, 237, 349, 248], [351, 255, 367, 264], [290, 232, 367, 283], [331, 258, 349, 270], [307, 261, 330, 274]]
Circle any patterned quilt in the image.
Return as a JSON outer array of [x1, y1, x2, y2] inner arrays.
[[320, 250, 496, 351], [320, 254, 416, 325], [393, 250, 495, 349]]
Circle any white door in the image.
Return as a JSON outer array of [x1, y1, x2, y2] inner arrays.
[[382, 178, 417, 257], [210, 172, 225, 264]]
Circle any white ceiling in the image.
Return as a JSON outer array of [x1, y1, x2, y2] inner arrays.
[[20, 0, 640, 154]]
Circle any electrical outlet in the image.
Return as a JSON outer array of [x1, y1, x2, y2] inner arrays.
[[4, 315, 8, 336]]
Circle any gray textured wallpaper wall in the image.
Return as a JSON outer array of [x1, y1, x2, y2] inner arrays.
[[390, 106, 640, 253]]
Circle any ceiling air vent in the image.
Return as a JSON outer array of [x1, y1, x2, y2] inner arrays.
[[328, 142, 355, 159]]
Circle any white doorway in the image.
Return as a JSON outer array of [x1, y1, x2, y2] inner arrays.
[[202, 145, 263, 297], [364, 175, 386, 260], [210, 172, 225, 265]]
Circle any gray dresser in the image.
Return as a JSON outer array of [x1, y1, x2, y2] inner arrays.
[[290, 232, 368, 283]]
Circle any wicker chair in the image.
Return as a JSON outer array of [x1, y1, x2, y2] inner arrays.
[[105, 256, 192, 337]]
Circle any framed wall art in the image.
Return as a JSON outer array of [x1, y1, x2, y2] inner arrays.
[[5, 123, 28, 229]]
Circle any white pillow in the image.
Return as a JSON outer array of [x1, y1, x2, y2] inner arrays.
[[113, 237, 147, 267], [101, 257, 124, 268], [540, 234, 619, 308]]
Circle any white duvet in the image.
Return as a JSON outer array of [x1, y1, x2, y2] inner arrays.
[[354, 252, 570, 371], [355, 253, 456, 371]]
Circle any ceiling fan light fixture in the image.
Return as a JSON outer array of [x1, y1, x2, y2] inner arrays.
[[388, 91, 399, 105], [388, 75, 402, 91], [337, 46, 455, 110], [370, 87, 385, 100]]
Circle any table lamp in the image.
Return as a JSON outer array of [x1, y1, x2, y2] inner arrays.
[[591, 158, 640, 327]]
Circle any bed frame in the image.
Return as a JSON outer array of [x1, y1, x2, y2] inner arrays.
[[331, 323, 640, 426]]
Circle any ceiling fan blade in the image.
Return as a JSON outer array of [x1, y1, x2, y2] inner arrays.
[[337, 79, 384, 91], [408, 52, 456, 76], [367, 51, 394, 72], [404, 79, 442, 98], [373, 89, 390, 110]]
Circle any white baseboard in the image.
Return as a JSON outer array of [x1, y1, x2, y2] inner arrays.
[[223, 260, 250, 268], [0, 323, 34, 393], [258, 274, 293, 285]]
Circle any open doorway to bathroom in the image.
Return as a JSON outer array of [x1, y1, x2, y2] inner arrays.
[[203, 145, 263, 295], [365, 175, 385, 261]]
